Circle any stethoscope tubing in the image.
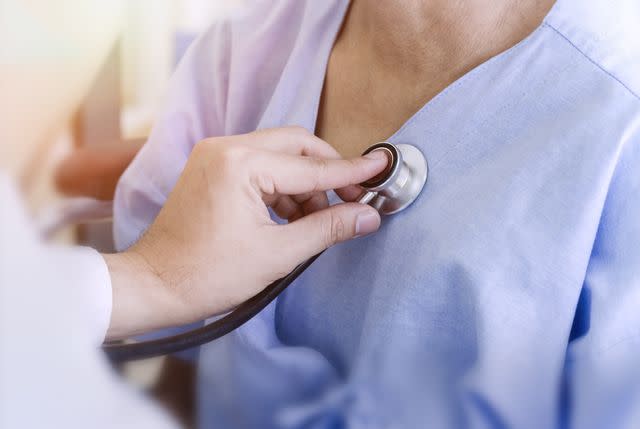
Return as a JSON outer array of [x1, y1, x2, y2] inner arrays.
[[103, 142, 426, 362], [103, 252, 324, 362]]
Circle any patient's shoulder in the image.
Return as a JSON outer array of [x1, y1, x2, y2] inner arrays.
[[187, 0, 347, 133], [222, 0, 346, 71], [545, 0, 640, 100]]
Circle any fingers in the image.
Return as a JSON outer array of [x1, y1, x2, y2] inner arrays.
[[335, 184, 366, 202], [274, 203, 381, 260], [251, 149, 388, 195], [203, 127, 389, 198], [298, 192, 330, 215], [246, 127, 375, 209], [271, 195, 303, 220], [270, 192, 330, 222]]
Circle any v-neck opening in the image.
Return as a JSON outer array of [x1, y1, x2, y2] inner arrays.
[[307, 0, 563, 147]]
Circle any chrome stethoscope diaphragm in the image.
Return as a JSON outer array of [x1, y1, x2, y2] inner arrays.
[[103, 141, 428, 362], [358, 142, 428, 215]]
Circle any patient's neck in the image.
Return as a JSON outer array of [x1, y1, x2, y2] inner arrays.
[[315, 0, 556, 158], [345, 0, 555, 78]]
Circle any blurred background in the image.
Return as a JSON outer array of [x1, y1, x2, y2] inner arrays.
[[0, 3, 250, 424], [1, 0, 247, 250]]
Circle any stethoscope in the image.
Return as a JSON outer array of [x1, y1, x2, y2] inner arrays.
[[103, 142, 428, 362]]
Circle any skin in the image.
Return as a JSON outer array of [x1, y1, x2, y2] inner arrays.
[[316, 0, 557, 157], [1, 1, 556, 422], [157, 2, 560, 422], [0, 3, 390, 340], [103, 127, 388, 340]]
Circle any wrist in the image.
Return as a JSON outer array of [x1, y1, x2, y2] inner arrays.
[[102, 250, 184, 340]]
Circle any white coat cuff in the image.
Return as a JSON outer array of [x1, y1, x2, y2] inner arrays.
[[48, 245, 113, 345]]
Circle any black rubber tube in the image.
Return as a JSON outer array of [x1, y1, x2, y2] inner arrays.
[[102, 143, 404, 363], [103, 251, 323, 362]]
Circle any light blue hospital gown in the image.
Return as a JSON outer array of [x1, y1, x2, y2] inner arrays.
[[114, 0, 640, 427]]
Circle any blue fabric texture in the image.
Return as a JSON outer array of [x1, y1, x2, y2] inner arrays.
[[114, 0, 640, 427]]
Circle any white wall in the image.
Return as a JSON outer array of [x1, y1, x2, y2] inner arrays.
[[0, 0, 125, 177]]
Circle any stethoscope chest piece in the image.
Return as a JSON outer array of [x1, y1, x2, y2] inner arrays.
[[103, 140, 429, 363], [359, 142, 428, 215]]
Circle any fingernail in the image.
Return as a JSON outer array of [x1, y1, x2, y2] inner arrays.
[[355, 210, 381, 237], [363, 150, 389, 162]]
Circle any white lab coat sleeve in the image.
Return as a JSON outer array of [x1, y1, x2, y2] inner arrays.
[[0, 174, 179, 429], [44, 245, 112, 345]]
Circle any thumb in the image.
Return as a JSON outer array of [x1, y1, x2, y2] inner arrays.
[[278, 203, 381, 259]]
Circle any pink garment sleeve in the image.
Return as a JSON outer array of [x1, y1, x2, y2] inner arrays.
[[114, 23, 229, 250]]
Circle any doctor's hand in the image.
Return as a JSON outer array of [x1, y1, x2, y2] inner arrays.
[[103, 127, 388, 339]]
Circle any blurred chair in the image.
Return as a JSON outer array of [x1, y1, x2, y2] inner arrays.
[[48, 32, 198, 429], [54, 139, 144, 201], [40, 139, 142, 240], [50, 29, 199, 249], [47, 40, 142, 252]]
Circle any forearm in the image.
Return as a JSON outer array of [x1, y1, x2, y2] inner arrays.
[[102, 251, 184, 341], [104, 129, 385, 343]]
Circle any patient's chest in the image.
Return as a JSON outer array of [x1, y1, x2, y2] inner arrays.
[[275, 75, 624, 377], [260, 24, 631, 377], [276, 124, 601, 374], [314, 44, 448, 158]]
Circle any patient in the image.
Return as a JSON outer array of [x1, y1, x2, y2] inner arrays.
[[115, 0, 640, 427]]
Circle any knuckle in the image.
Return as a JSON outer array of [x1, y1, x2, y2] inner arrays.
[[285, 126, 316, 149], [255, 172, 276, 195], [285, 125, 311, 136], [217, 143, 249, 170], [324, 211, 346, 248], [348, 156, 363, 171], [248, 128, 271, 138], [255, 126, 310, 139], [192, 139, 213, 157], [312, 157, 330, 190]]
